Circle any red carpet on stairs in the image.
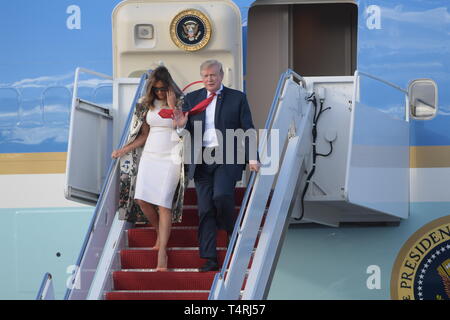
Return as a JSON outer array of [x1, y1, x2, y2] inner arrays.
[[105, 187, 246, 300]]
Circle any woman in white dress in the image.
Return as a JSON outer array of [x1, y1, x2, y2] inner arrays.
[[112, 67, 183, 271]]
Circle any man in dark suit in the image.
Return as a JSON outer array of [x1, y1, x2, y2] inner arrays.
[[174, 60, 260, 272]]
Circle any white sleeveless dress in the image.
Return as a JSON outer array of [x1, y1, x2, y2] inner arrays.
[[134, 99, 182, 209]]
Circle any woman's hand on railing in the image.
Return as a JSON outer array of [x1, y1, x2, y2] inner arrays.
[[111, 147, 129, 159]]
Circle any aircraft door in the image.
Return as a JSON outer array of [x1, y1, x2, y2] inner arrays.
[[65, 68, 114, 205], [246, 1, 357, 131], [345, 72, 410, 219]]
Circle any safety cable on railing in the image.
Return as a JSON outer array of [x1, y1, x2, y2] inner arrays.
[[295, 92, 333, 221]]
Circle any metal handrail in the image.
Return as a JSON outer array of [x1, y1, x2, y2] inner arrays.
[[357, 71, 407, 94], [64, 72, 148, 300], [209, 69, 306, 298], [36, 273, 54, 300], [355, 70, 409, 122]]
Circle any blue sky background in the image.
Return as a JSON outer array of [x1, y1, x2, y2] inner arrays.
[[0, 0, 253, 84], [0, 0, 449, 153], [0, 0, 121, 83]]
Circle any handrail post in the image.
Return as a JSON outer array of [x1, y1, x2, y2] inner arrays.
[[36, 273, 55, 300]]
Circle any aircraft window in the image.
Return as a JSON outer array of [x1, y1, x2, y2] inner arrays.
[[76, 86, 94, 103], [93, 85, 113, 109], [18, 87, 44, 128], [42, 87, 71, 126], [408, 79, 438, 120], [0, 88, 20, 128]]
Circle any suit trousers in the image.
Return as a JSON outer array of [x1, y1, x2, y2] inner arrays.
[[194, 156, 237, 260]]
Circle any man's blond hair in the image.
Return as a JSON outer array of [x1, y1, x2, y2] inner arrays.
[[200, 59, 224, 76]]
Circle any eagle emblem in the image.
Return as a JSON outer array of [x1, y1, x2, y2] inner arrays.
[[170, 9, 212, 52], [182, 20, 202, 42], [437, 259, 450, 299]]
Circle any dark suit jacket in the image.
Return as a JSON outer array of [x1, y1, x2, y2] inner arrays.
[[182, 86, 258, 181]]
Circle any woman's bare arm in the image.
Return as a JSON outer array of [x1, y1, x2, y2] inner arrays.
[[111, 122, 150, 158]]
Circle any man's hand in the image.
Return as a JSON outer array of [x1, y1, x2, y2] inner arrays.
[[249, 160, 261, 172]]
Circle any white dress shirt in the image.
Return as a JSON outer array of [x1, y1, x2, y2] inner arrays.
[[177, 84, 223, 148], [177, 85, 258, 165], [202, 84, 223, 147]]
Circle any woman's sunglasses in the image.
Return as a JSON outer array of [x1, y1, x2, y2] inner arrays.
[[153, 86, 168, 93]]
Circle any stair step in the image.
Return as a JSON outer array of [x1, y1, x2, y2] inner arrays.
[[113, 271, 217, 290], [183, 187, 246, 206], [104, 186, 266, 299], [120, 249, 227, 269], [105, 291, 209, 300], [134, 208, 241, 228], [127, 228, 228, 248], [137, 208, 200, 228]]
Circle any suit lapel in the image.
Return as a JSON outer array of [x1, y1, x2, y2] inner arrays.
[[214, 86, 226, 129], [190, 89, 207, 118]]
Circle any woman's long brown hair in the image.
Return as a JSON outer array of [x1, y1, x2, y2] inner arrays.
[[141, 66, 182, 110]]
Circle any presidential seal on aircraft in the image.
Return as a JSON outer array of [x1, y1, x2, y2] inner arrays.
[[391, 215, 450, 300], [170, 9, 212, 51]]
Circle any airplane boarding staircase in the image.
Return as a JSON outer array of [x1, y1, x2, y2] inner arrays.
[[36, 70, 319, 299], [105, 189, 246, 300]]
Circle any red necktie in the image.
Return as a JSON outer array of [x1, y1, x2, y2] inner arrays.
[[158, 92, 216, 119]]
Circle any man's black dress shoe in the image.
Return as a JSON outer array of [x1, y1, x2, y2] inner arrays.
[[199, 259, 219, 272]]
